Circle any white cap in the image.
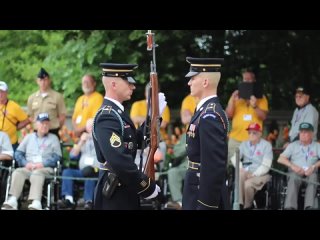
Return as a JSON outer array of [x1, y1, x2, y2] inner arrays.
[[0, 81, 8, 91]]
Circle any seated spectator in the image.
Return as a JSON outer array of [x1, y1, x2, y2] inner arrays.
[[278, 122, 320, 210], [0, 131, 14, 204], [165, 132, 188, 210], [231, 122, 273, 209], [289, 86, 318, 143], [0, 131, 13, 162], [59, 119, 98, 210], [1, 113, 61, 210]]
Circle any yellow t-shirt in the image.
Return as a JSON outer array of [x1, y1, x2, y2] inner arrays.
[[181, 94, 197, 114], [72, 91, 104, 128], [0, 100, 29, 144], [229, 95, 269, 141], [130, 99, 170, 138]]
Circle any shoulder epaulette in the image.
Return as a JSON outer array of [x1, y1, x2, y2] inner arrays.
[[204, 102, 216, 113], [102, 105, 112, 114], [199, 102, 229, 131], [92, 105, 124, 141]]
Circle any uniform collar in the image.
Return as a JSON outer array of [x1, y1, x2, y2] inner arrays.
[[104, 97, 124, 112], [35, 88, 52, 97], [196, 95, 217, 111]]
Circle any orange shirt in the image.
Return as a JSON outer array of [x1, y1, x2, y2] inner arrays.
[[229, 95, 269, 141], [0, 100, 28, 144]]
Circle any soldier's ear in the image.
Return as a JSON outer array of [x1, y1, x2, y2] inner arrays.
[[202, 78, 209, 88]]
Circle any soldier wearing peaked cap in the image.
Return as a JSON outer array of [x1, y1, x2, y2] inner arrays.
[[182, 57, 229, 210], [92, 62, 163, 210], [27, 68, 67, 139]]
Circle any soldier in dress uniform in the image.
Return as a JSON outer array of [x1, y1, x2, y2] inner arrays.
[[92, 62, 163, 210], [182, 57, 229, 210]]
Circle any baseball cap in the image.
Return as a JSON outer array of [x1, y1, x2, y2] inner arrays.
[[36, 113, 50, 122], [299, 122, 314, 131], [0, 81, 8, 91], [296, 86, 311, 96], [246, 122, 262, 132]]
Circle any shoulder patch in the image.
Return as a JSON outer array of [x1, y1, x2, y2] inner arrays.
[[102, 105, 112, 114], [204, 103, 216, 113], [202, 113, 217, 119], [110, 132, 121, 148]]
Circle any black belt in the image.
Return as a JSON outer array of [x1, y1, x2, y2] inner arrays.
[[188, 161, 201, 170]]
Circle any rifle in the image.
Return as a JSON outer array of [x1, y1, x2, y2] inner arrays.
[[143, 30, 160, 181]]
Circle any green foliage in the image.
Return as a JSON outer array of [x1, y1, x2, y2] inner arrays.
[[1, 30, 320, 118]]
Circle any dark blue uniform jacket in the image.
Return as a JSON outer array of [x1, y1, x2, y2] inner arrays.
[[92, 99, 156, 210], [182, 97, 229, 210]]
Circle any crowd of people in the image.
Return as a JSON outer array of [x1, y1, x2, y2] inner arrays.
[[0, 59, 319, 210]]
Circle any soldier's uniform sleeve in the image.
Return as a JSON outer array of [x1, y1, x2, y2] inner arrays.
[[57, 92, 67, 116], [197, 109, 227, 210], [27, 94, 34, 117], [94, 111, 155, 198]]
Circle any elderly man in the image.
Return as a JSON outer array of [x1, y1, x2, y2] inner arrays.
[[288, 86, 318, 143], [0, 131, 13, 161], [231, 122, 273, 209], [72, 74, 103, 137], [0, 81, 30, 150], [0, 131, 14, 204], [1, 113, 61, 210], [278, 122, 320, 210]]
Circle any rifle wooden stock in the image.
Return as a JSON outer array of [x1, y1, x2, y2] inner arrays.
[[143, 72, 159, 180]]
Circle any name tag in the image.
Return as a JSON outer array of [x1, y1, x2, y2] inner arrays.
[[243, 114, 252, 121], [76, 115, 82, 124], [84, 157, 94, 166], [32, 155, 42, 163]]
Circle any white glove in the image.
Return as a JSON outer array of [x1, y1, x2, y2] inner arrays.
[[144, 184, 161, 200], [158, 92, 167, 116]]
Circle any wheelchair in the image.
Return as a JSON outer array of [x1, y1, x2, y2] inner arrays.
[[228, 167, 274, 210], [3, 159, 61, 210], [0, 160, 14, 206], [278, 172, 320, 210]]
